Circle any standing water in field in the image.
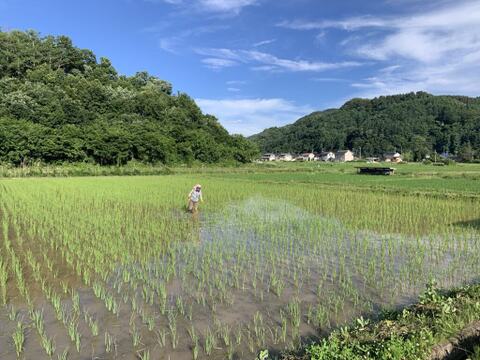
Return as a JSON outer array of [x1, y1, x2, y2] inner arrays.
[[0, 179, 479, 360]]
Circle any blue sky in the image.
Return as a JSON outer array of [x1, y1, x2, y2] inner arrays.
[[1, 0, 479, 135]]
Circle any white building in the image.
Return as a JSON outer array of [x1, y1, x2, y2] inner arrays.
[[384, 152, 402, 163], [261, 153, 276, 161], [298, 152, 315, 161], [278, 153, 294, 161], [318, 151, 335, 162], [335, 150, 354, 162]]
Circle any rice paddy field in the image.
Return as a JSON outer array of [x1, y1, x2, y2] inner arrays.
[[0, 164, 479, 359]]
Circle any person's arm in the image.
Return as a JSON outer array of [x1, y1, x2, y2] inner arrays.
[[187, 190, 193, 200], [200, 192, 204, 202]]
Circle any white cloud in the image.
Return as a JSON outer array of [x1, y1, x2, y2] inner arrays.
[[315, 31, 326, 43], [280, 0, 480, 95], [253, 39, 276, 47], [246, 50, 361, 72], [202, 58, 238, 69], [195, 47, 242, 61], [311, 77, 349, 82], [351, 56, 480, 98], [158, 37, 181, 53], [277, 16, 390, 31], [280, 1, 480, 63], [199, 0, 257, 13], [195, 47, 362, 72], [151, 0, 258, 14], [195, 98, 313, 135], [146, 24, 229, 54], [226, 80, 246, 85]]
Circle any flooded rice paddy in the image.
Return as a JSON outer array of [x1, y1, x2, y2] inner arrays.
[[0, 176, 479, 359]]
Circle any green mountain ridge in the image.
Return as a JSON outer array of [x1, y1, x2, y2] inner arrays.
[[0, 30, 259, 165], [250, 92, 480, 161]]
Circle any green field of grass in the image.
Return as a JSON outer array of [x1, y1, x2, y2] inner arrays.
[[201, 162, 480, 197], [0, 165, 478, 359]]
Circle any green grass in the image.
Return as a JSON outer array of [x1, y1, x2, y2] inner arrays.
[[202, 162, 480, 197]]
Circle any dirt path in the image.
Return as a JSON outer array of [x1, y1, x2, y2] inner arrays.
[[430, 320, 480, 360]]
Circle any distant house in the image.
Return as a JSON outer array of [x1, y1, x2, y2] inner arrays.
[[278, 153, 294, 162], [366, 157, 380, 163], [261, 153, 276, 161], [297, 152, 315, 161], [335, 150, 354, 162], [384, 152, 402, 163], [318, 151, 335, 162]]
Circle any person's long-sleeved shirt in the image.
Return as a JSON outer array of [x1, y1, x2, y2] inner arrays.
[[189, 190, 202, 202]]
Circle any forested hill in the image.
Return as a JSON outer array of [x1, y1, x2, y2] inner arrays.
[[0, 30, 258, 165], [250, 92, 480, 161]]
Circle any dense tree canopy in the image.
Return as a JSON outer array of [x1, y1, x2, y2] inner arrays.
[[0, 30, 259, 165], [250, 92, 480, 161]]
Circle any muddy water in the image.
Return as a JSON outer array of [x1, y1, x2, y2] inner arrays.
[[0, 197, 479, 359]]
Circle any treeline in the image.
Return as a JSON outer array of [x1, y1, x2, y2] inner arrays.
[[0, 30, 259, 165], [250, 92, 480, 161]]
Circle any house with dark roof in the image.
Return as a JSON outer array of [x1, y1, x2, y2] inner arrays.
[[317, 151, 335, 162]]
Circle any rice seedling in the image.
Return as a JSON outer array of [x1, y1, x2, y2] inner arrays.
[[235, 325, 243, 345], [57, 348, 69, 360], [154, 328, 167, 348], [204, 326, 216, 355], [221, 324, 231, 347], [137, 349, 150, 360], [227, 343, 236, 360], [67, 318, 81, 352], [168, 312, 178, 349], [104, 331, 115, 353], [41, 333, 56, 357], [31, 308, 45, 335], [192, 338, 200, 360], [71, 290, 80, 314], [12, 321, 25, 357], [8, 305, 17, 321], [0, 259, 8, 305]]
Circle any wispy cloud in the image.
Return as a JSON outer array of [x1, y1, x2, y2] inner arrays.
[[246, 50, 361, 72], [202, 58, 238, 69], [280, 0, 480, 95], [195, 47, 362, 72], [350, 53, 480, 98], [279, 1, 480, 62], [150, 0, 258, 14], [253, 39, 276, 47], [199, 0, 258, 13], [226, 80, 246, 85], [311, 77, 349, 82], [144, 24, 229, 53], [277, 16, 390, 31], [195, 98, 313, 135]]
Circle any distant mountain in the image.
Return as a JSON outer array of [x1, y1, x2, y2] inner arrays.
[[0, 30, 258, 165], [250, 92, 480, 161]]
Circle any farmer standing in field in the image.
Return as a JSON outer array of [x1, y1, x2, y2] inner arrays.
[[187, 184, 203, 213]]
